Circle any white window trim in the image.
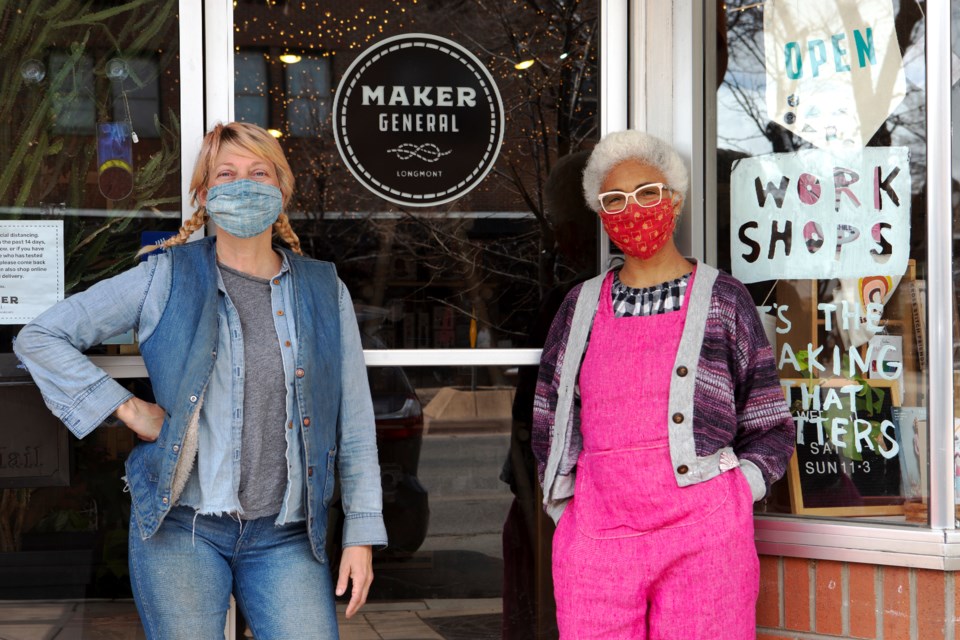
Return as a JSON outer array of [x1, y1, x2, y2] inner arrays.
[[925, 0, 956, 530], [180, 0, 204, 232]]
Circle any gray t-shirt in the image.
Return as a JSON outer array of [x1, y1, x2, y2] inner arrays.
[[219, 263, 288, 520]]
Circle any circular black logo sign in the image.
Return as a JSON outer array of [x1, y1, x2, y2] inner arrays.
[[333, 34, 504, 207]]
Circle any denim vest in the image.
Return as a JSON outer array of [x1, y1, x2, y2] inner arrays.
[[126, 237, 342, 559]]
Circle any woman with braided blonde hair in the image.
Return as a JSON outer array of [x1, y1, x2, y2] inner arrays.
[[15, 121, 385, 639], [147, 121, 303, 256]]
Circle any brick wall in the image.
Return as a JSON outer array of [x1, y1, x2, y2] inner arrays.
[[756, 556, 956, 640]]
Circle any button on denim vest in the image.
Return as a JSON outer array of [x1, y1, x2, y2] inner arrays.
[[125, 237, 341, 560]]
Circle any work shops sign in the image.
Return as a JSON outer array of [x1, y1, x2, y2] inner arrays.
[[764, 0, 905, 149], [333, 33, 505, 207], [730, 147, 911, 284]]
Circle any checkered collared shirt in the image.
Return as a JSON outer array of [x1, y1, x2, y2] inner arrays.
[[611, 270, 690, 317]]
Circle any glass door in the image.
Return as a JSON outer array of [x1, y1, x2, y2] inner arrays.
[[222, 1, 605, 637]]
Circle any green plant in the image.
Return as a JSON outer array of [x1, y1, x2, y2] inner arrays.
[[33, 503, 97, 533], [0, 489, 32, 552], [2, 1, 181, 291]]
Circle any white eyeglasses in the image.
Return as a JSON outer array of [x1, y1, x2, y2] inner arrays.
[[597, 183, 677, 215]]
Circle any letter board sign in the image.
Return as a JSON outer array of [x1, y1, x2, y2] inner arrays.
[[333, 33, 505, 207], [783, 379, 903, 516]]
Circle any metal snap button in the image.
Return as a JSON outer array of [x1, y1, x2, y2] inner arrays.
[[172, 444, 180, 453], [303, 417, 311, 427], [162, 496, 169, 504], [277, 310, 284, 316], [676, 366, 688, 377], [295, 368, 305, 378], [677, 465, 689, 475], [672, 412, 684, 424], [190, 395, 198, 403], [273, 278, 280, 285]]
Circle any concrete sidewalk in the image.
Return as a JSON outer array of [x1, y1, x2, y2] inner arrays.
[[338, 598, 501, 640], [0, 597, 503, 640]]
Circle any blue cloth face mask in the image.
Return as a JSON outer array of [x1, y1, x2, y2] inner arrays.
[[205, 179, 283, 239]]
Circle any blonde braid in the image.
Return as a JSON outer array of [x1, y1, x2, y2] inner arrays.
[[273, 213, 303, 255], [135, 208, 210, 257]]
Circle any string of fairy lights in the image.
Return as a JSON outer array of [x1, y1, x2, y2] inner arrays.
[[234, 0, 418, 52], [230, 0, 598, 214]]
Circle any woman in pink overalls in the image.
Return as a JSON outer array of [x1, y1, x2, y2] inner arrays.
[[532, 130, 795, 639]]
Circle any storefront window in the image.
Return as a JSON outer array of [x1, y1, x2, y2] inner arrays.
[[716, 0, 928, 523], [0, 0, 181, 627]]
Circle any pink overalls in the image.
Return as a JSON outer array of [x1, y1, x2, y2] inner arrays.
[[552, 272, 759, 639]]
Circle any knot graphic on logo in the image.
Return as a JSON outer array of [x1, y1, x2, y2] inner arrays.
[[386, 143, 452, 163]]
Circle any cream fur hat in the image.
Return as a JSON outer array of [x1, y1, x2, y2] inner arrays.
[[581, 130, 689, 212]]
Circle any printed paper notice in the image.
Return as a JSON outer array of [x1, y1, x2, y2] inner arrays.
[[0, 221, 64, 324]]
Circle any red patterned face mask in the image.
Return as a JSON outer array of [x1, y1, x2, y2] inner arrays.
[[600, 200, 677, 260]]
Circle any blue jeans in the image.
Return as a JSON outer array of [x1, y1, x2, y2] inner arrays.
[[129, 506, 338, 639]]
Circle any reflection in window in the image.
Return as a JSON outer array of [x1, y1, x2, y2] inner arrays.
[[235, 51, 269, 128], [50, 52, 95, 135], [337, 363, 526, 635], [284, 54, 331, 137], [109, 57, 161, 138]]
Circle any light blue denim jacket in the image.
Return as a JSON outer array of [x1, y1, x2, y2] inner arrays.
[[14, 237, 387, 560]]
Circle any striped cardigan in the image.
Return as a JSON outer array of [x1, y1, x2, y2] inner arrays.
[[532, 261, 795, 522]]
